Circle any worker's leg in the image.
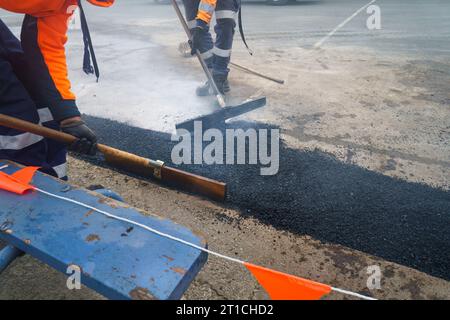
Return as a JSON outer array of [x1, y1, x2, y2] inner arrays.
[[0, 19, 66, 179], [183, 0, 219, 96], [212, 0, 239, 93], [37, 107, 68, 180]]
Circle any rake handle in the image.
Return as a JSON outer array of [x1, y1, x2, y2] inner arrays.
[[0, 114, 226, 201], [230, 62, 285, 85]]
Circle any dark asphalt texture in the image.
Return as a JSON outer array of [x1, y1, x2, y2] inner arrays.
[[80, 115, 450, 281]]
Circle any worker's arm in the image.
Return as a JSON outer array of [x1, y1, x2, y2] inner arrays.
[[1, 0, 97, 155], [196, 0, 217, 26], [20, 9, 98, 155], [20, 7, 80, 122], [0, 0, 66, 17], [189, 0, 217, 55]]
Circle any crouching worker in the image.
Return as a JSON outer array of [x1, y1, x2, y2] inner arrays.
[[184, 0, 239, 95], [0, 0, 114, 180]]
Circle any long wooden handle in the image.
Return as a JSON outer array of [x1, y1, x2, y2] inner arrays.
[[0, 114, 226, 201]]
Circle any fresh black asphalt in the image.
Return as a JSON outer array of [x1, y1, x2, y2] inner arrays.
[[81, 115, 450, 281]]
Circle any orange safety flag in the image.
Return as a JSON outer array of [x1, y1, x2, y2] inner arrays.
[[0, 167, 39, 195], [244, 262, 332, 300]]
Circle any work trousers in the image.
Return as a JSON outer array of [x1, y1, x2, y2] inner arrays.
[[183, 0, 240, 76]]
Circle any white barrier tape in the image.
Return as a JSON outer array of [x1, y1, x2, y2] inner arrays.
[[34, 187, 376, 301], [35, 187, 244, 264]]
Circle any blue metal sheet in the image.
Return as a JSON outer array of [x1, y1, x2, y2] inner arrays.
[[0, 161, 207, 300]]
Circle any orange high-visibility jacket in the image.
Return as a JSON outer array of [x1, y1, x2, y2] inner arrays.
[[0, 0, 114, 121], [197, 0, 217, 24]]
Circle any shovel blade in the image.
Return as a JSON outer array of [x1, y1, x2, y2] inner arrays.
[[176, 97, 267, 132]]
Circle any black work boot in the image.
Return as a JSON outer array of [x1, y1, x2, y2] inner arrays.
[[196, 73, 231, 96], [213, 73, 230, 95]]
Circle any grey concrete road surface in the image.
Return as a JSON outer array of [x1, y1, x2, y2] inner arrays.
[[0, 0, 449, 299]]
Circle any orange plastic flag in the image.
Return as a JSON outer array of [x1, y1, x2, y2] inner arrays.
[[11, 166, 40, 185], [0, 167, 39, 195], [244, 262, 332, 300]]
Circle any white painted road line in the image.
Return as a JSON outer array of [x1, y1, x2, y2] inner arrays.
[[314, 0, 377, 49]]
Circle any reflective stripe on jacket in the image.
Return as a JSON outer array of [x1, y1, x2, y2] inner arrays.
[[197, 0, 217, 24]]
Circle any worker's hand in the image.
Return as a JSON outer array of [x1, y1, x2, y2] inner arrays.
[[189, 25, 205, 56], [60, 117, 97, 156]]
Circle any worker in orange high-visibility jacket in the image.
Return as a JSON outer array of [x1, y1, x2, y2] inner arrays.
[[0, 0, 114, 180], [184, 0, 239, 96]]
